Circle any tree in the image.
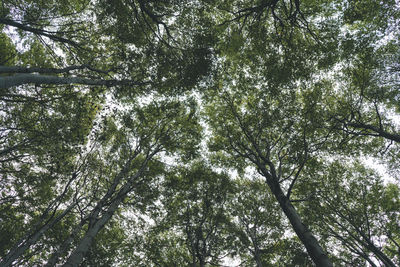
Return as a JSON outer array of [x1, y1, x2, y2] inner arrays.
[[0, 65, 148, 89], [160, 162, 236, 267], [205, 78, 333, 265], [295, 160, 399, 266], [1, 0, 400, 265], [227, 177, 284, 266], [46, 99, 201, 267]]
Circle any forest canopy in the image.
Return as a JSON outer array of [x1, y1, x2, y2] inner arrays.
[[0, 0, 399, 266]]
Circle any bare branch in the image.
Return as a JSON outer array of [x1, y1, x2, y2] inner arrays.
[[0, 18, 81, 47]]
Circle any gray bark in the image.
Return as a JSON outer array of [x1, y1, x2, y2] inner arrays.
[[0, 65, 104, 74], [248, 229, 262, 266], [254, 248, 263, 267], [227, 100, 332, 266], [259, 165, 333, 267], [45, 152, 142, 266], [62, 171, 141, 266], [327, 225, 378, 266], [61, 149, 158, 267], [62, 199, 120, 267], [44, 222, 85, 267], [359, 232, 396, 267], [332, 208, 397, 267]]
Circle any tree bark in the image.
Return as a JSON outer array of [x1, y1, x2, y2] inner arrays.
[[249, 233, 263, 267], [333, 210, 397, 267], [259, 165, 333, 267], [62, 199, 121, 267], [361, 234, 396, 267], [61, 150, 158, 266], [0, 65, 100, 74], [44, 222, 85, 267], [254, 248, 263, 267]]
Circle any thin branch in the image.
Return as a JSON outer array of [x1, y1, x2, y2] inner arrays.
[[347, 122, 400, 143], [0, 73, 150, 89], [0, 18, 81, 48]]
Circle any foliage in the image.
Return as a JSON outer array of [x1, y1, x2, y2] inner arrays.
[[1, 0, 399, 266]]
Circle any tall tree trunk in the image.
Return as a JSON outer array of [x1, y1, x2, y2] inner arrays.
[[254, 249, 263, 267], [44, 222, 85, 267], [0, 65, 93, 74], [62, 198, 121, 267], [327, 227, 378, 267], [199, 257, 206, 267], [259, 166, 333, 267], [334, 214, 397, 267], [250, 236, 262, 267], [61, 151, 157, 266], [45, 156, 138, 266]]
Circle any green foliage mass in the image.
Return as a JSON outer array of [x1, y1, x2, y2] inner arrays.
[[1, 0, 399, 266]]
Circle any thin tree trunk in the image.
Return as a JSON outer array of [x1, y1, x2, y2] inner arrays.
[[250, 235, 262, 267], [45, 156, 138, 266], [327, 226, 378, 267], [259, 166, 333, 267], [1, 171, 79, 267], [44, 222, 85, 267], [199, 258, 206, 267], [0, 203, 76, 267], [61, 149, 158, 266], [333, 211, 397, 267], [254, 249, 263, 267], [362, 235, 396, 267], [62, 198, 121, 267]]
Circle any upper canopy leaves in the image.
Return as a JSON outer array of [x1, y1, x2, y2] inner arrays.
[[1, 0, 399, 266]]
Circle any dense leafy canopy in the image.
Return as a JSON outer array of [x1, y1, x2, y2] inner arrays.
[[1, 0, 399, 266]]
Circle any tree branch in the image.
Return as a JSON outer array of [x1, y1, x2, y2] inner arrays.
[[0, 18, 81, 47], [0, 65, 109, 75], [0, 73, 149, 89]]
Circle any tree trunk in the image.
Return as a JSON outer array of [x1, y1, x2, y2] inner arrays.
[[44, 222, 85, 267], [328, 227, 378, 267], [62, 199, 120, 267], [363, 238, 396, 267], [336, 216, 397, 267], [250, 238, 263, 267], [0, 203, 76, 267], [45, 157, 138, 266], [0, 65, 90, 74], [254, 249, 263, 267], [199, 257, 206, 267], [259, 166, 333, 267], [61, 152, 155, 266]]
